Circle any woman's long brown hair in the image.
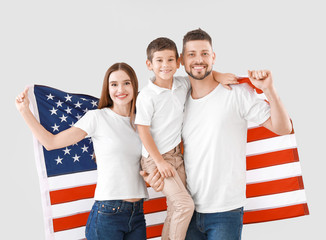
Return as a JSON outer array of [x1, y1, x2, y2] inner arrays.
[[98, 62, 138, 129]]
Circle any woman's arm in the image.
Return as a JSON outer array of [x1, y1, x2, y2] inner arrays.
[[16, 87, 87, 151]]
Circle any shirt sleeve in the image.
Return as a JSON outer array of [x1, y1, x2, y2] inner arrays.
[[238, 83, 271, 125], [176, 75, 191, 91], [135, 91, 154, 126], [73, 110, 97, 137]]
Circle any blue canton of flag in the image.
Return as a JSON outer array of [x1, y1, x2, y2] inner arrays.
[[34, 85, 99, 177]]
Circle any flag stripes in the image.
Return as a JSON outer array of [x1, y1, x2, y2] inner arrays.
[[28, 84, 308, 240]]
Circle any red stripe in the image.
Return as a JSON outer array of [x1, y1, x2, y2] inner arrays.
[[144, 197, 167, 214], [246, 148, 299, 170], [238, 78, 263, 94], [50, 184, 96, 205], [243, 203, 309, 224], [146, 224, 164, 239], [53, 212, 89, 232], [246, 176, 304, 198], [247, 127, 279, 142]]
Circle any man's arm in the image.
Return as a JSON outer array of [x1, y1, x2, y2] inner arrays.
[[248, 70, 292, 135]]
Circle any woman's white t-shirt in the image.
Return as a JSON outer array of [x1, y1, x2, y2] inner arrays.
[[74, 108, 148, 200]]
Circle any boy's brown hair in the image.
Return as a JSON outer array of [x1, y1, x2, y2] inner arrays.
[[146, 37, 179, 62], [182, 28, 212, 53]]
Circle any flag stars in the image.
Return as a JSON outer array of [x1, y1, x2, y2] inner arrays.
[[49, 107, 58, 115], [51, 123, 60, 132], [55, 100, 64, 108], [64, 106, 72, 114], [75, 113, 82, 120], [55, 156, 63, 165], [83, 108, 89, 114], [46, 93, 55, 100], [65, 94, 72, 102], [63, 147, 71, 155], [59, 114, 68, 122], [81, 144, 89, 153], [91, 100, 98, 108], [74, 101, 82, 108], [69, 121, 75, 127], [72, 154, 81, 162]]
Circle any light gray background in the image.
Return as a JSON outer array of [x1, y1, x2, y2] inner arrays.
[[2, 0, 324, 239]]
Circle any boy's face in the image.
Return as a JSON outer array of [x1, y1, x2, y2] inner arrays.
[[181, 40, 216, 80], [146, 49, 180, 82]]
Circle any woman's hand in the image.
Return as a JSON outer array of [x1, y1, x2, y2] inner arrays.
[[15, 87, 30, 113], [140, 168, 164, 192]]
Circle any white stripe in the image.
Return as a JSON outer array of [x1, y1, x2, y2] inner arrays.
[[54, 226, 85, 240], [245, 189, 307, 211], [52, 199, 94, 219], [148, 238, 161, 240], [247, 121, 260, 129], [48, 170, 97, 191], [145, 211, 166, 226], [29, 86, 55, 240], [246, 162, 302, 184], [147, 187, 165, 199], [246, 134, 297, 156]]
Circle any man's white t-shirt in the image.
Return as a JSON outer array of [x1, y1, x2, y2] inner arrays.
[[182, 83, 271, 213], [74, 108, 148, 201], [135, 76, 190, 157]]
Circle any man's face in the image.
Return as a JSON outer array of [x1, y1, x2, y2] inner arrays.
[[182, 40, 216, 80]]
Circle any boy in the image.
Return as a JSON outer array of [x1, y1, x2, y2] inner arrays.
[[135, 37, 236, 240]]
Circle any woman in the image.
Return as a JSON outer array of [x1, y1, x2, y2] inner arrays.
[[15, 62, 149, 240]]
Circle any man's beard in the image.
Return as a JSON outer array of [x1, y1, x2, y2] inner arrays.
[[185, 67, 212, 80]]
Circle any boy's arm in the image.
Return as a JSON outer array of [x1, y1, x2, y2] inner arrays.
[[212, 71, 239, 90], [137, 125, 175, 178], [248, 70, 292, 135]]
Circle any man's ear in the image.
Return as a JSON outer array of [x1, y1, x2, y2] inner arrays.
[[176, 57, 181, 69], [146, 59, 152, 70], [212, 52, 216, 65], [180, 53, 185, 66]]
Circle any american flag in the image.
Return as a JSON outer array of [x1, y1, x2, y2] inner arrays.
[[27, 82, 308, 240]]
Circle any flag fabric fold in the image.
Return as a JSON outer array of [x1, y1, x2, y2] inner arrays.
[[28, 82, 308, 240]]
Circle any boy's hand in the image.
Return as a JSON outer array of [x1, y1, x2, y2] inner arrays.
[[248, 70, 273, 92], [213, 72, 239, 90], [140, 168, 164, 192], [15, 87, 30, 113], [156, 159, 175, 178]]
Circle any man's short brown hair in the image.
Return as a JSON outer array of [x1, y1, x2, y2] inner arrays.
[[182, 28, 212, 53], [146, 37, 179, 62]]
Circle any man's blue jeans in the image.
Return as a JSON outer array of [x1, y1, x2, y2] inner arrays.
[[85, 199, 146, 240], [185, 207, 244, 240]]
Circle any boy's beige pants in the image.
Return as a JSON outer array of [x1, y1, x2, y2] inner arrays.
[[141, 145, 195, 240]]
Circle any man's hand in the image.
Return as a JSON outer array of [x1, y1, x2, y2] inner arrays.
[[248, 70, 273, 92], [140, 168, 164, 192]]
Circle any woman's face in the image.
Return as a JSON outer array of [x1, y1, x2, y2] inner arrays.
[[108, 70, 134, 107]]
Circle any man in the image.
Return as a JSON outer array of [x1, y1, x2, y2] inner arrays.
[[142, 29, 292, 240]]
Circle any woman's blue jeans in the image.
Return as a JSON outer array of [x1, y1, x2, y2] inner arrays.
[[185, 207, 244, 240], [85, 199, 146, 240]]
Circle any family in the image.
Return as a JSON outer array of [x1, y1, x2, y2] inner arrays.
[[15, 29, 292, 240]]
